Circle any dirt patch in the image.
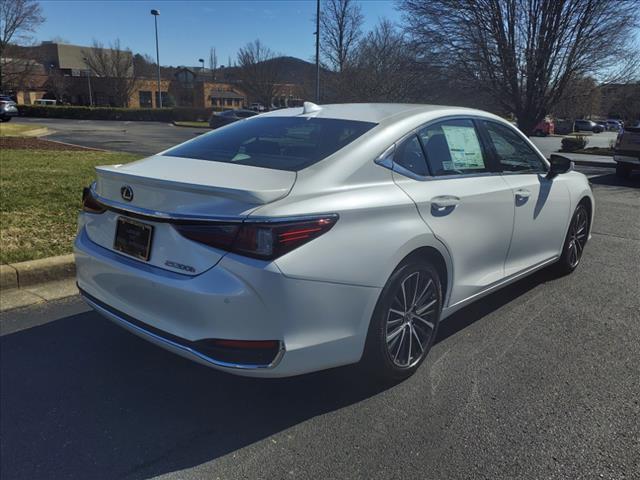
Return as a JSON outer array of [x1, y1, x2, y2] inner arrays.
[[0, 137, 95, 151]]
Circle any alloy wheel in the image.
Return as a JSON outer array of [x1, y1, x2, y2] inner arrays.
[[385, 271, 438, 368], [568, 208, 588, 268]]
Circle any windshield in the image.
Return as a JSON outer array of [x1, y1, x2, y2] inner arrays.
[[163, 117, 377, 171]]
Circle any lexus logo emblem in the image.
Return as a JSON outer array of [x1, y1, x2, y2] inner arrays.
[[120, 185, 134, 202]]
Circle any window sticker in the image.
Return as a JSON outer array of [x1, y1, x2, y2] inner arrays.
[[441, 125, 485, 169]]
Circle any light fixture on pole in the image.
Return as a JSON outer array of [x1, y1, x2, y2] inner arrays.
[[198, 58, 205, 72], [151, 9, 162, 108]]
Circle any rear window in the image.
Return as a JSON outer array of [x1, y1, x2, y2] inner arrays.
[[164, 117, 377, 171]]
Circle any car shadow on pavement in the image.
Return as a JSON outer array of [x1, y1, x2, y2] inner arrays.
[[588, 171, 639, 188], [1, 267, 559, 479], [0, 309, 390, 479]]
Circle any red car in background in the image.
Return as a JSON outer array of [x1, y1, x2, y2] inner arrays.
[[533, 117, 555, 136]]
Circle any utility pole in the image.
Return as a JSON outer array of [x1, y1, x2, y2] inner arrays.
[[315, 0, 320, 103], [151, 9, 162, 108]]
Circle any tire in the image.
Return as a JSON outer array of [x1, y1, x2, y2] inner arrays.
[[362, 258, 442, 382], [616, 163, 632, 178], [554, 204, 589, 275]]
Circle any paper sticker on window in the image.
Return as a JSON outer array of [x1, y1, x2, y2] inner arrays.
[[441, 125, 485, 169]]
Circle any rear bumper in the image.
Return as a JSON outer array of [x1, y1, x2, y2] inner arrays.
[[74, 227, 380, 377]]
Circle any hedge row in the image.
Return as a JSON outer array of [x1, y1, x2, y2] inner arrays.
[[17, 105, 224, 122]]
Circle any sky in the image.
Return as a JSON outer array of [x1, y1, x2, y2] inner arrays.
[[35, 0, 402, 67]]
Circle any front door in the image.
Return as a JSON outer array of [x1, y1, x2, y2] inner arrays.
[[479, 120, 571, 276]]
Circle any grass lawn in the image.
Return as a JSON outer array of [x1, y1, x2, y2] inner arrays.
[[0, 123, 47, 137], [0, 149, 140, 263], [173, 121, 210, 128]]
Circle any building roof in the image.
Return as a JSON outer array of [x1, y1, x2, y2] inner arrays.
[[209, 91, 245, 99]]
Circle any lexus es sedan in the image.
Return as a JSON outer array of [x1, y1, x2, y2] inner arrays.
[[75, 103, 594, 380]]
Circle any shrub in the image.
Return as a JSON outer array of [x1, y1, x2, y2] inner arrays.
[[17, 105, 226, 122], [561, 135, 588, 152]]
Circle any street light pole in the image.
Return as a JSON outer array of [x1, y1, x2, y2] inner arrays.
[[315, 0, 320, 103], [82, 57, 93, 106], [151, 9, 162, 108]]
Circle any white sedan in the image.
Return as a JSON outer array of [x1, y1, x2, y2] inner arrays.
[[75, 103, 594, 380]]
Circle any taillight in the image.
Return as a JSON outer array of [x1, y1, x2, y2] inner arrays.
[[174, 215, 338, 260], [82, 186, 107, 214]]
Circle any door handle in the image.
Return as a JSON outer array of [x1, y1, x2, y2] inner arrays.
[[515, 189, 531, 199], [431, 195, 461, 209]]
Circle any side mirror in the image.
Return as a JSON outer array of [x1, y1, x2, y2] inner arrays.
[[546, 154, 573, 179]]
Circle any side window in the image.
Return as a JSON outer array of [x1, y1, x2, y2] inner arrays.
[[418, 119, 487, 176], [394, 135, 429, 176], [482, 121, 546, 172]]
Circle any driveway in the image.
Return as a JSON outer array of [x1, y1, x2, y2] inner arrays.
[[1, 169, 638, 479]]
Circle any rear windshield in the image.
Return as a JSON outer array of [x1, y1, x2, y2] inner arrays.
[[163, 117, 377, 171]]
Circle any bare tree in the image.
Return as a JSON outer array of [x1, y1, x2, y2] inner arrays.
[[552, 77, 601, 120], [328, 20, 417, 103], [237, 40, 280, 107], [82, 39, 137, 107], [208, 47, 217, 80], [320, 0, 363, 72], [0, 0, 44, 92], [133, 53, 156, 78], [400, 0, 640, 134], [45, 69, 69, 102]]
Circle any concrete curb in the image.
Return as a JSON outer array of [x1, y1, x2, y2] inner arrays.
[[1, 254, 75, 290]]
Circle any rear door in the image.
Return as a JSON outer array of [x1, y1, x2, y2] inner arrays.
[[392, 118, 514, 307], [479, 120, 571, 276]]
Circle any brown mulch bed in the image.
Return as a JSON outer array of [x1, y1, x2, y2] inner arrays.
[[0, 137, 96, 151]]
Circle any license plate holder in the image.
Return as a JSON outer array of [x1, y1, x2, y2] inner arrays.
[[114, 217, 153, 261]]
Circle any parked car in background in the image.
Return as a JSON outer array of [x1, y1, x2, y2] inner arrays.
[[533, 117, 555, 136], [606, 119, 623, 132], [249, 103, 266, 112], [33, 98, 57, 106], [614, 125, 640, 178], [0, 95, 18, 122], [208, 109, 258, 129], [75, 102, 594, 381], [574, 119, 603, 133]]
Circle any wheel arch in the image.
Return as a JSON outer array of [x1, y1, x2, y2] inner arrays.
[[399, 246, 450, 307]]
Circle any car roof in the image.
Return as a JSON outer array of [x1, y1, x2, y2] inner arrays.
[[259, 103, 492, 124]]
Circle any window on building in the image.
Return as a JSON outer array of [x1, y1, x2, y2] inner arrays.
[[154, 91, 167, 107], [139, 91, 152, 108]]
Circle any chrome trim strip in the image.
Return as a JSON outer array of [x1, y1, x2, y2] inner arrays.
[[80, 291, 285, 370]]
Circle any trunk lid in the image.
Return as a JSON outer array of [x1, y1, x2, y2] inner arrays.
[[84, 155, 296, 275]]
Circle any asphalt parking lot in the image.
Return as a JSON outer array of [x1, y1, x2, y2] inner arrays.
[[13, 117, 205, 156], [1, 168, 638, 480]]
